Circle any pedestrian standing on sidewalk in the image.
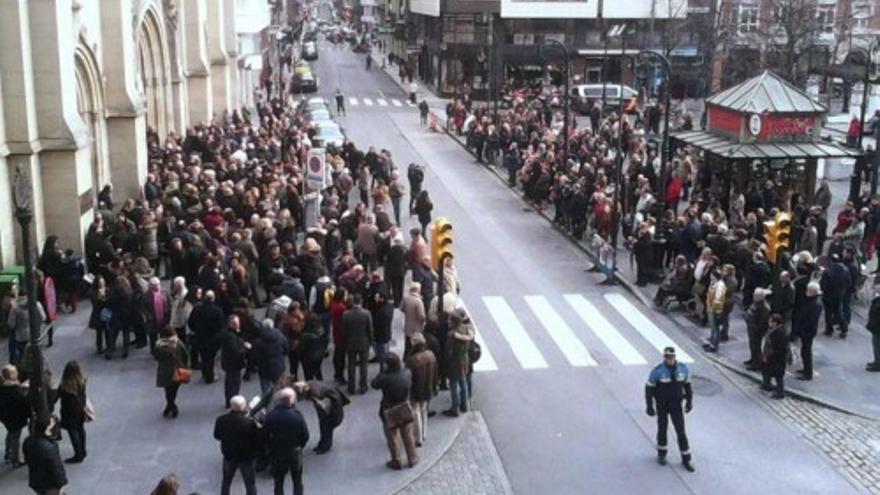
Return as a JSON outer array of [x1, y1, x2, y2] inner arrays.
[[0, 364, 29, 468], [419, 100, 429, 125], [761, 314, 789, 398], [645, 347, 695, 472], [743, 288, 771, 371], [703, 269, 727, 353], [401, 283, 426, 356], [820, 254, 850, 338], [406, 333, 437, 447], [414, 190, 433, 239], [866, 282, 880, 372], [265, 388, 309, 495], [57, 360, 90, 464], [213, 395, 258, 495], [371, 352, 418, 470], [23, 415, 67, 495], [791, 282, 823, 381], [220, 315, 249, 408], [444, 308, 474, 417], [407, 163, 425, 216], [389, 172, 406, 226], [153, 325, 190, 418]]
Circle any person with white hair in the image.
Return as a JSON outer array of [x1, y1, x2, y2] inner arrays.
[[142, 276, 171, 352], [790, 281, 823, 381], [213, 395, 258, 495], [187, 289, 226, 384], [265, 387, 309, 495], [743, 287, 771, 371]]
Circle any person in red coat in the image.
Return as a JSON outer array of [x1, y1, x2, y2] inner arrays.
[[329, 289, 349, 384], [666, 173, 684, 214]]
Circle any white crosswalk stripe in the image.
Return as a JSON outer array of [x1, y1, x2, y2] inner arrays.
[[604, 293, 694, 363], [348, 97, 358, 106], [363, 97, 374, 106], [460, 301, 498, 372], [564, 294, 647, 365], [391, 99, 403, 107], [377, 98, 388, 106], [483, 296, 548, 370], [406, 101, 415, 107], [524, 296, 596, 367]]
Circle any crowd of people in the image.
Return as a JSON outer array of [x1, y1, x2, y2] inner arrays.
[[451, 88, 880, 400], [0, 63, 481, 494]]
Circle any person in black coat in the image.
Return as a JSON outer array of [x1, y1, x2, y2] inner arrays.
[[23, 415, 67, 494], [300, 311, 326, 381], [265, 388, 309, 495], [820, 255, 851, 338], [106, 276, 136, 360], [743, 252, 772, 308], [384, 235, 407, 307], [188, 290, 226, 383], [866, 287, 880, 372], [372, 290, 395, 363], [761, 314, 789, 399], [791, 282, 823, 380], [371, 353, 417, 470], [214, 395, 259, 495], [220, 315, 250, 408], [343, 294, 374, 395], [0, 365, 29, 467], [251, 319, 290, 394], [504, 144, 521, 187], [633, 224, 654, 287], [56, 361, 89, 463]]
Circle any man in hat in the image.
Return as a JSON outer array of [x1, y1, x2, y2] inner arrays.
[[645, 347, 695, 472]]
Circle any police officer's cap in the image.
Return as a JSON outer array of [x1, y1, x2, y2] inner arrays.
[[663, 347, 676, 357]]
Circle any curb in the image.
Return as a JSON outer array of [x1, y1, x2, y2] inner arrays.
[[386, 412, 473, 494], [702, 348, 879, 422], [391, 412, 514, 495]]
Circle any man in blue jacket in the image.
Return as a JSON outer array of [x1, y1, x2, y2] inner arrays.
[[645, 347, 695, 472], [265, 388, 310, 495], [251, 319, 289, 394]]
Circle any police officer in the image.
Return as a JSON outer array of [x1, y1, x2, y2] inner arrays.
[[645, 347, 695, 472]]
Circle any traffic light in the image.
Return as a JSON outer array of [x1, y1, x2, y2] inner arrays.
[[763, 212, 792, 264], [431, 217, 453, 271]]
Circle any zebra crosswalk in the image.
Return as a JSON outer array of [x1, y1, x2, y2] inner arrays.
[[463, 293, 693, 373], [345, 96, 415, 109]]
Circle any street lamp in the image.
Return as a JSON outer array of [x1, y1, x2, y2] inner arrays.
[[636, 50, 673, 208], [12, 166, 49, 422], [541, 38, 570, 162]]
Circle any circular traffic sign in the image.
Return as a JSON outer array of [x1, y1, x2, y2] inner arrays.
[[308, 155, 322, 173]]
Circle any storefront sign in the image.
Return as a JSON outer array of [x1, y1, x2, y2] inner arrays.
[[748, 114, 762, 136], [409, 0, 439, 16], [760, 115, 817, 140], [707, 106, 741, 136]]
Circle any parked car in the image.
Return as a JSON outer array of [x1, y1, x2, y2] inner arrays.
[[313, 121, 345, 148], [302, 41, 318, 61], [570, 84, 638, 113], [294, 60, 312, 76], [291, 71, 318, 93], [297, 96, 329, 113], [305, 106, 333, 124]]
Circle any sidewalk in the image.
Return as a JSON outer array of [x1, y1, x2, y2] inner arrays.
[[380, 64, 880, 419]]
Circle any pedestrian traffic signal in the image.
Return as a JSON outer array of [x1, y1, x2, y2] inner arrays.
[[431, 218, 453, 271], [763, 212, 792, 264]]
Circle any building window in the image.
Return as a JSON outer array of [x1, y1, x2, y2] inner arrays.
[[853, 0, 873, 29], [737, 4, 759, 34], [816, 4, 835, 33]]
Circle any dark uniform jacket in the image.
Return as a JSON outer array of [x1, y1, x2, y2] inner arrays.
[[220, 328, 248, 372], [645, 362, 693, 409], [342, 307, 373, 352], [23, 434, 67, 492], [214, 411, 259, 462], [265, 403, 310, 460]]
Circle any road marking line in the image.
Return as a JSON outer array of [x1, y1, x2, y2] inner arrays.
[[348, 97, 358, 106], [391, 99, 403, 107], [377, 98, 388, 106], [564, 294, 647, 365], [604, 293, 694, 363], [363, 97, 374, 106], [483, 296, 548, 370], [524, 296, 596, 367], [459, 301, 498, 372]]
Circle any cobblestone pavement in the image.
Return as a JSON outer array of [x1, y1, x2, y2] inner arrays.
[[731, 372, 880, 494], [396, 412, 513, 495]]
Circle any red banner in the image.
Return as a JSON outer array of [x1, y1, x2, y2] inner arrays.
[[707, 106, 741, 136], [760, 115, 817, 141]]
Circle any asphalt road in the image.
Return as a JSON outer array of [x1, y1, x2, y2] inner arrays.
[[306, 39, 861, 494]]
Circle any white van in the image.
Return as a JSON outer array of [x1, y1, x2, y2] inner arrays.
[[571, 84, 638, 112]]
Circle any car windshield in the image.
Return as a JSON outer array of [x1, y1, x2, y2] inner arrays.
[[317, 123, 343, 138], [308, 109, 332, 121]]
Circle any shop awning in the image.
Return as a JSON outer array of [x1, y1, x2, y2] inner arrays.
[[670, 130, 862, 160]]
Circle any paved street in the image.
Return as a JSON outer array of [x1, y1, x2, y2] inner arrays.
[[306, 40, 861, 494]]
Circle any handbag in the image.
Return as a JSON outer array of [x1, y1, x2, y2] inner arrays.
[[84, 398, 96, 422], [172, 367, 192, 384], [99, 307, 113, 323], [382, 401, 414, 429]]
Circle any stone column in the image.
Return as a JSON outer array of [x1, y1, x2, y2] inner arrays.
[[0, 74, 16, 268], [0, 0, 46, 257], [100, 0, 148, 207], [224, 0, 240, 110], [183, 0, 212, 124], [206, 0, 230, 117], [29, 0, 94, 254]]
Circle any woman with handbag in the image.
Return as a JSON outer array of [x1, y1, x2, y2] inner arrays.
[[370, 352, 418, 470], [88, 276, 110, 354], [152, 325, 190, 418], [57, 360, 89, 463]]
